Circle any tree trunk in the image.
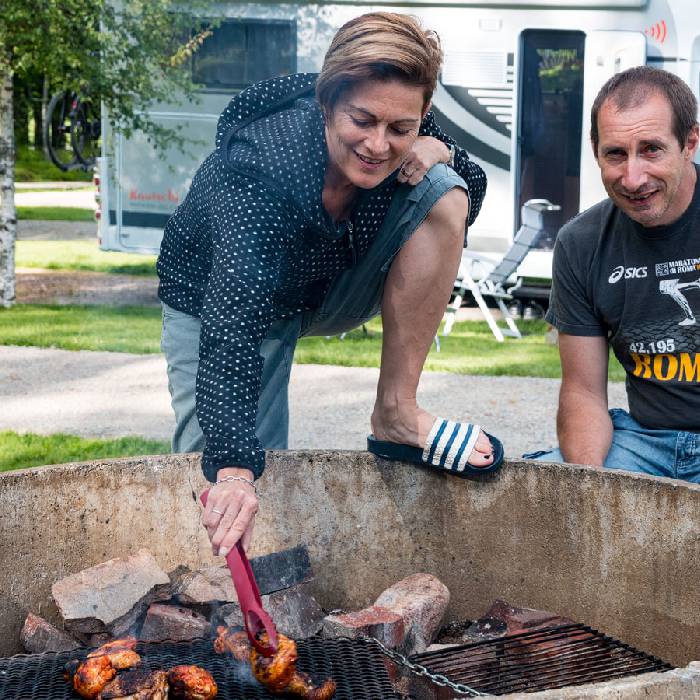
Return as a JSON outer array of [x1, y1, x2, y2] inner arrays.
[[0, 53, 17, 309]]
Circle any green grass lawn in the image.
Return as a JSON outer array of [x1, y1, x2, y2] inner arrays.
[[15, 145, 92, 182], [0, 305, 162, 353], [16, 240, 157, 275], [0, 303, 627, 381], [17, 206, 95, 221], [0, 430, 169, 472]]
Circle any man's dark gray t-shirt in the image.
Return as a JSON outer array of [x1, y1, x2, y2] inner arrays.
[[546, 166, 700, 432]]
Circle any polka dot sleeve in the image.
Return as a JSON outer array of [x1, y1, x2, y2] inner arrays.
[[196, 181, 295, 481]]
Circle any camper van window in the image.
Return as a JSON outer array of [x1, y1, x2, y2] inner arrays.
[[192, 19, 296, 90]]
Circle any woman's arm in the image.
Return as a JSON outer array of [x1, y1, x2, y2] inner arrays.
[[406, 110, 486, 227], [197, 183, 295, 555], [197, 185, 293, 481]]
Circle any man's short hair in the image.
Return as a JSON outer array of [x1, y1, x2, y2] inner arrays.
[[590, 66, 698, 155]]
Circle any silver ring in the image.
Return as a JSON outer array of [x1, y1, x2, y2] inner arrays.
[[401, 166, 410, 176], [212, 508, 224, 515]]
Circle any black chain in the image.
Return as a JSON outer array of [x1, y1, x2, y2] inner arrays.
[[362, 636, 486, 697]]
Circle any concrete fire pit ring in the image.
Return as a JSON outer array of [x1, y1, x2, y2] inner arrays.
[[1, 451, 699, 696]]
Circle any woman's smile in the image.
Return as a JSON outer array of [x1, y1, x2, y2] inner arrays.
[[324, 78, 425, 190]]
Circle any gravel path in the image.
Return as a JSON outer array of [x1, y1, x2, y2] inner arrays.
[[0, 345, 628, 457], [15, 188, 96, 209], [17, 220, 96, 240], [16, 268, 159, 306]]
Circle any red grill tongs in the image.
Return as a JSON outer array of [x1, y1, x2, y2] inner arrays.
[[200, 489, 278, 656]]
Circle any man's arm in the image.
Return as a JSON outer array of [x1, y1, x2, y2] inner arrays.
[[556, 333, 612, 466]]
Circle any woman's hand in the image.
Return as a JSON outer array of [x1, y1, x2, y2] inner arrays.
[[397, 136, 451, 186], [202, 467, 258, 556]]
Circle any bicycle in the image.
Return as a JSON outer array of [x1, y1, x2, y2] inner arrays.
[[43, 91, 101, 171]]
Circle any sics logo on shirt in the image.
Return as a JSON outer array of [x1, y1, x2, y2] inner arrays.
[[608, 265, 648, 283]]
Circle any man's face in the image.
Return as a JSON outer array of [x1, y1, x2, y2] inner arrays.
[[595, 92, 699, 227]]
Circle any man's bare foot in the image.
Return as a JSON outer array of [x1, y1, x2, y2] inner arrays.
[[371, 400, 494, 468]]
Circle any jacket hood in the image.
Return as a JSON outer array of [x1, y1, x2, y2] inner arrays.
[[215, 73, 335, 236]]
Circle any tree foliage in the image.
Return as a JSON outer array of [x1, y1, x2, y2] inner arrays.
[[3, 0, 212, 144], [0, 0, 214, 306]]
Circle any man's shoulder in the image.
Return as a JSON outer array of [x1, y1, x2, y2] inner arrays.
[[557, 198, 615, 248]]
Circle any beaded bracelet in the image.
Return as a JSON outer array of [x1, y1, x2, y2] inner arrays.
[[215, 474, 257, 494]]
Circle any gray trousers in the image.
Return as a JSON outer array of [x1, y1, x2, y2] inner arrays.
[[161, 164, 466, 453]]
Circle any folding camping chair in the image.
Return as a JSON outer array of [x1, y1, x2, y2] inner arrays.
[[443, 199, 560, 342]]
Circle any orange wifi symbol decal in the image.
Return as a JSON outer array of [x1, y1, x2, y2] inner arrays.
[[644, 20, 667, 44]]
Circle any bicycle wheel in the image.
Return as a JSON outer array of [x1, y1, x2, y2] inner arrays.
[[71, 99, 101, 167], [43, 91, 81, 171]]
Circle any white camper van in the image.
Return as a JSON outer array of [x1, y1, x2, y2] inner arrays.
[[97, 0, 700, 297]]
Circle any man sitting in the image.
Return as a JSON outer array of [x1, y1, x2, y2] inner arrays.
[[529, 66, 700, 482]]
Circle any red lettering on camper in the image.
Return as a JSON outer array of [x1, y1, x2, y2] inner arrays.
[[129, 189, 166, 201]]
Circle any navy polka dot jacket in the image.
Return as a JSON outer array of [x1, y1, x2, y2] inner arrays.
[[157, 73, 487, 481]]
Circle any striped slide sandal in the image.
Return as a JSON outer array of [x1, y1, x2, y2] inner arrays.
[[367, 417, 504, 477]]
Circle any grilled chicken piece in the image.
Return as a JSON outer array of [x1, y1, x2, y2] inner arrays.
[[250, 632, 297, 693], [68, 655, 117, 699], [98, 667, 169, 699], [213, 626, 251, 662], [167, 665, 218, 699], [286, 671, 337, 700], [88, 637, 141, 670], [251, 632, 336, 699]]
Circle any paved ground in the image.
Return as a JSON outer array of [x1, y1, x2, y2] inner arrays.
[[16, 182, 92, 190], [16, 187, 96, 210], [17, 219, 95, 240], [16, 268, 159, 306], [0, 345, 628, 457]]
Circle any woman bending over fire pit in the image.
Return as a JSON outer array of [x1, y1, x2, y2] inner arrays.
[[157, 11, 504, 556]]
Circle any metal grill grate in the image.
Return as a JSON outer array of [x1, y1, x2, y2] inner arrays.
[[0, 637, 403, 700], [409, 622, 673, 696]]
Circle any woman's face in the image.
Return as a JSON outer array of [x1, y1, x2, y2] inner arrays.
[[324, 78, 426, 190]]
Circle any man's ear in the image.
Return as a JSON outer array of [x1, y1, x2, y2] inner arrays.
[[685, 123, 699, 159]]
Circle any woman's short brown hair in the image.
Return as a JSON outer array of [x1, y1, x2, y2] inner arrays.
[[316, 12, 443, 114]]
